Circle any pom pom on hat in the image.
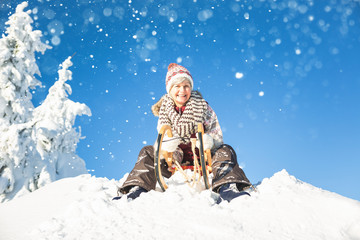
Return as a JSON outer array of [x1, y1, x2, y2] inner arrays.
[[165, 63, 193, 93]]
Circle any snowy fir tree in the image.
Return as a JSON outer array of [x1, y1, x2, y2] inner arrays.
[[0, 2, 90, 202], [32, 57, 91, 184]]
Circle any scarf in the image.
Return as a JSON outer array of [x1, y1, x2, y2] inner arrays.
[[158, 91, 208, 143]]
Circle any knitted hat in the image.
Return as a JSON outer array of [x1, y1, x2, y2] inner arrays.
[[165, 63, 193, 93]]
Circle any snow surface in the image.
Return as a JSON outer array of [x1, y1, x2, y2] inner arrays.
[[1, 169, 359, 240]]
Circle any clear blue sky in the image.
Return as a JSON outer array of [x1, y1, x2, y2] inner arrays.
[[1, 0, 359, 200]]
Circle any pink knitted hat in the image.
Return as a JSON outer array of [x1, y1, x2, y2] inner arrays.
[[165, 63, 193, 93]]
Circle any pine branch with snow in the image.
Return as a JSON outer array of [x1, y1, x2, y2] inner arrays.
[[0, 2, 51, 125]]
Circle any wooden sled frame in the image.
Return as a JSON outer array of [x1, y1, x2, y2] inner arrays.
[[154, 124, 212, 191]]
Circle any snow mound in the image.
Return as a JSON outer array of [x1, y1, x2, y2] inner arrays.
[[0, 169, 359, 240]]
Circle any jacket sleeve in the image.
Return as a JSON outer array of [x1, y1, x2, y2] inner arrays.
[[203, 103, 223, 149]]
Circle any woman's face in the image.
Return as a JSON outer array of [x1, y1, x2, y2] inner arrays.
[[169, 80, 192, 107]]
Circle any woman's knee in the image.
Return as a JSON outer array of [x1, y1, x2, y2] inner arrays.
[[213, 144, 237, 162], [141, 145, 154, 153], [137, 145, 154, 163]]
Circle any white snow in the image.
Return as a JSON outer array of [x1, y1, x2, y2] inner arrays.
[[0, 169, 359, 240], [235, 72, 244, 79]]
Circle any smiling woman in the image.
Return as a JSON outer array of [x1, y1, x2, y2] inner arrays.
[[113, 63, 252, 203]]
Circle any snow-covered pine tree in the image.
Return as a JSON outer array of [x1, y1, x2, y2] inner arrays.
[[0, 2, 90, 202], [0, 2, 51, 201], [32, 57, 91, 181]]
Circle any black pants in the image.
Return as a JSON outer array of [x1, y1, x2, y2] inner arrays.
[[119, 144, 251, 194]]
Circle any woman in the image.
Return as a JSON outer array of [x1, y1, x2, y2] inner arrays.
[[114, 63, 251, 202]]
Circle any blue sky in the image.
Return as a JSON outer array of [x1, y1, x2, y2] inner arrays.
[[1, 0, 359, 200]]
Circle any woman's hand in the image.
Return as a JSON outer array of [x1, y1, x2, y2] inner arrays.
[[161, 136, 181, 152], [196, 133, 214, 150]]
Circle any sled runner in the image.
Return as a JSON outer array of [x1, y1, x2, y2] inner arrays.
[[154, 124, 212, 191]]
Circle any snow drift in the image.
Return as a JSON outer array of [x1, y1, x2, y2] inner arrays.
[[0, 169, 359, 240]]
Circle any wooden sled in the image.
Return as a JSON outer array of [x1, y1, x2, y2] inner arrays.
[[154, 124, 212, 191]]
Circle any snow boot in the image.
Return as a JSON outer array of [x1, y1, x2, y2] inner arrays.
[[127, 186, 147, 200], [217, 183, 250, 203], [112, 186, 147, 201]]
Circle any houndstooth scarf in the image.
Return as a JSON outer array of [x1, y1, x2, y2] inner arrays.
[[158, 91, 208, 143]]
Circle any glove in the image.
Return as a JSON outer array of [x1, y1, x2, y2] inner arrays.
[[161, 136, 180, 152], [196, 133, 214, 150]]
